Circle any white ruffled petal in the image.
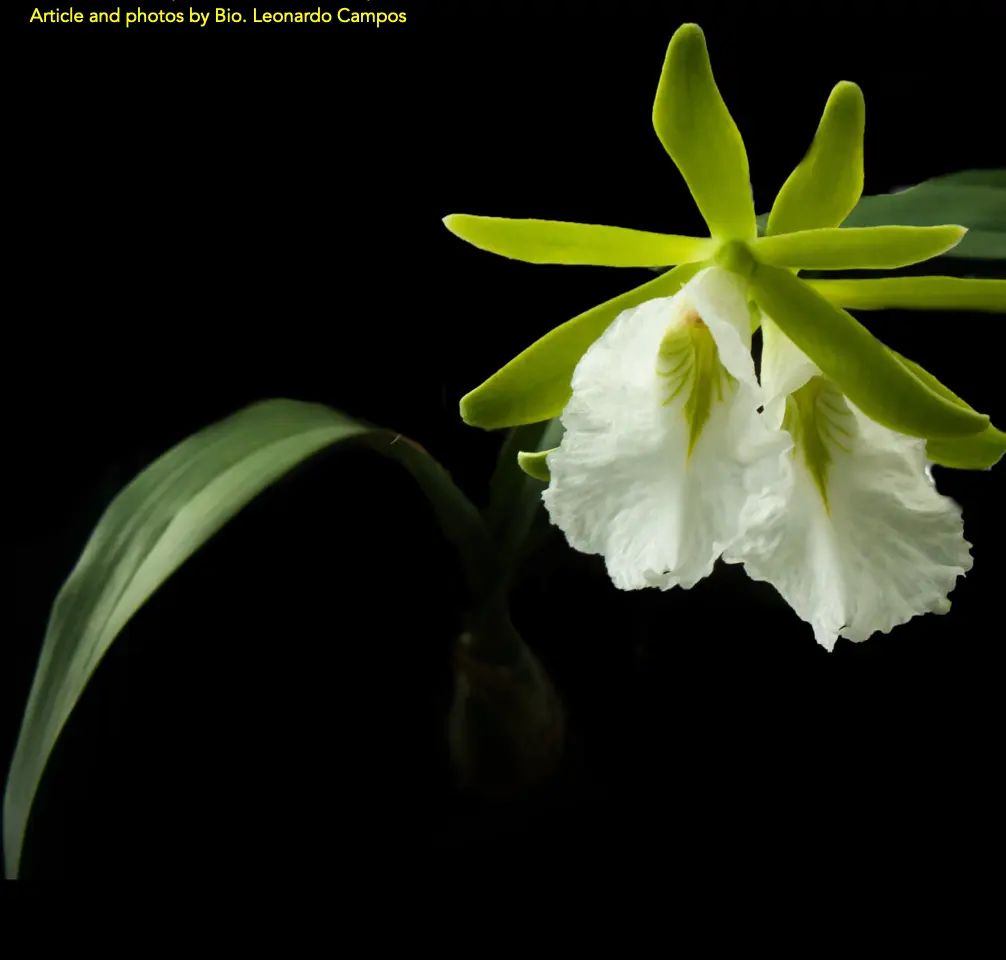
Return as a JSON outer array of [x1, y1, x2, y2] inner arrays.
[[726, 379, 973, 650], [543, 267, 790, 591]]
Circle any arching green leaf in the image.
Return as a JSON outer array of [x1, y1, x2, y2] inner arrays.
[[751, 266, 989, 438], [3, 400, 496, 879], [768, 81, 865, 236], [652, 23, 755, 242], [442, 215, 713, 266]]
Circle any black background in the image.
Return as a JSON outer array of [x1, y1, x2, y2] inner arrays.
[[7, 0, 1003, 880]]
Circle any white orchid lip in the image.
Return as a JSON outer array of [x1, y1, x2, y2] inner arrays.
[[726, 329, 974, 651], [542, 266, 790, 592]]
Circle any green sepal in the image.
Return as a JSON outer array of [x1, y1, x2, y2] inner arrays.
[[767, 81, 865, 236], [652, 24, 756, 242], [926, 426, 1006, 470], [891, 352, 1006, 469], [750, 265, 989, 439], [460, 261, 705, 429], [753, 225, 966, 270], [756, 169, 1006, 260], [516, 449, 554, 482], [839, 169, 1006, 260], [442, 215, 714, 267], [808, 276, 1006, 313]]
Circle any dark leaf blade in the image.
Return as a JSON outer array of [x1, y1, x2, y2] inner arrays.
[[3, 399, 494, 879], [485, 417, 564, 577]]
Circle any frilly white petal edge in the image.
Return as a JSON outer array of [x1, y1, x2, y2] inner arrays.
[[544, 267, 791, 591]]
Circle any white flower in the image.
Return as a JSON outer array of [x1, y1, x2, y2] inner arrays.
[[724, 317, 973, 651], [542, 266, 791, 590]]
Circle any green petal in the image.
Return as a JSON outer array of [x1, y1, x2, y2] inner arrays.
[[756, 169, 1006, 258], [808, 276, 1006, 313], [840, 169, 1006, 259], [753, 225, 966, 270], [767, 81, 865, 236], [652, 23, 756, 242], [461, 261, 705, 429], [516, 449, 554, 482], [442, 215, 714, 266], [751, 265, 989, 438], [891, 352, 1005, 469]]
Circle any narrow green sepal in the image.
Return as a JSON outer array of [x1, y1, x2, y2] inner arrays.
[[517, 449, 554, 481], [442, 215, 714, 267], [808, 276, 1006, 313], [891, 351, 1006, 469], [652, 24, 756, 242], [839, 169, 1006, 260], [751, 265, 989, 439], [767, 81, 865, 236], [753, 225, 967, 270], [926, 427, 1006, 469], [460, 261, 705, 429]]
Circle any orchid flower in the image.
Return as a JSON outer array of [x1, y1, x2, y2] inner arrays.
[[722, 318, 974, 650], [444, 23, 1006, 648]]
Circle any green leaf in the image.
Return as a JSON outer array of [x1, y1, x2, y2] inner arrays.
[[442, 216, 713, 266], [516, 449, 553, 482], [891, 352, 1006, 469], [753, 225, 966, 270], [750, 266, 989, 439], [652, 23, 756, 242], [767, 81, 865, 236], [460, 261, 704, 429], [757, 169, 1006, 258], [808, 276, 1006, 313], [3, 399, 496, 879], [485, 418, 562, 555]]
